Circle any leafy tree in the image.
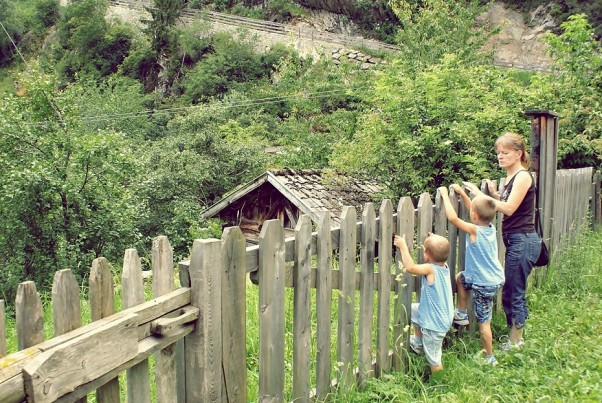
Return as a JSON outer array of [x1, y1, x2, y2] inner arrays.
[[52, 0, 134, 82], [179, 32, 285, 103], [141, 0, 185, 95], [0, 67, 143, 300], [392, 0, 495, 72], [330, 0, 530, 198], [137, 95, 270, 257], [34, 0, 61, 32], [528, 14, 602, 169]]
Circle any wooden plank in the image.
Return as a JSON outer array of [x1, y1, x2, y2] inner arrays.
[[179, 215, 401, 274], [316, 211, 333, 397], [51, 269, 86, 403], [23, 314, 138, 402], [0, 371, 27, 403], [358, 203, 375, 387], [122, 248, 151, 403], [0, 288, 191, 403], [152, 236, 178, 403], [55, 324, 193, 403], [393, 197, 414, 372], [185, 238, 223, 402], [89, 257, 120, 402], [376, 199, 392, 376], [0, 300, 5, 357], [258, 220, 285, 402], [221, 227, 248, 403], [16, 281, 44, 350], [337, 207, 356, 391], [292, 215, 312, 402]]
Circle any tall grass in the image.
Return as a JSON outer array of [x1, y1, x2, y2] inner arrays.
[[323, 227, 602, 402]]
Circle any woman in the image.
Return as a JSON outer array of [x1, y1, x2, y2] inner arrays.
[[465, 132, 540, 351]]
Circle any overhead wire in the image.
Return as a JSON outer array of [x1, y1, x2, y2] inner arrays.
[[1, 19, 375, 128]]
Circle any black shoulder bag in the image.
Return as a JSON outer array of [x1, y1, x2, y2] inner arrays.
[[534, 179, 550, 267]]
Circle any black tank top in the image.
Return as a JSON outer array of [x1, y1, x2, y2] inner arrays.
[[500, 170, 535, 234]]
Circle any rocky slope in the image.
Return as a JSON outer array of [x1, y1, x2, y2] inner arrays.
[[107, 0, 557, 71]]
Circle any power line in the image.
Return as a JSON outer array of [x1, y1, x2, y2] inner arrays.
[[0, 20, 67, 129]]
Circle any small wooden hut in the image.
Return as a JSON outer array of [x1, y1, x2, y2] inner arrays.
[[202, 168, 383, 243]]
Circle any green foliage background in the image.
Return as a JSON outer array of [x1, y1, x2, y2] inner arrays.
[[0, 0, 600, 302]]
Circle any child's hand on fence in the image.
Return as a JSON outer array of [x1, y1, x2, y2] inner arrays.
[[450, 184, 463, 194], [437, 186, 449, 198], [393, 234, 407, 252]]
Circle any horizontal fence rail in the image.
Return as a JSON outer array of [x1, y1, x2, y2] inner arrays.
[[0, 169, 599, 402]]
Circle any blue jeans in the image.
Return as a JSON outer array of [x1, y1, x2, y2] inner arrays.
[[502, 232, 540, 329]]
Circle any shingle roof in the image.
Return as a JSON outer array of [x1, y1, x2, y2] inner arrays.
[[268, 168, 382, 223], [202, 168, 383, 224]]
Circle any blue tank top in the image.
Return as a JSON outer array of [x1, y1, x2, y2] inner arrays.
[[418, 263, 454, 333], [465, 224, 505, 286]]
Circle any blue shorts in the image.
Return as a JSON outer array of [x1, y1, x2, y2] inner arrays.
[[459, 272, 501, 324]]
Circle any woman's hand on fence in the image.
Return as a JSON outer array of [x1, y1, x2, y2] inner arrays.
[[462, 181, 482, 196]]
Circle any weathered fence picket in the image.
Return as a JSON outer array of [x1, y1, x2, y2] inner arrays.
[[393, 196, 414, 372], [259, 220, 286, 402], [221, 227, 248, 403], [376, 200, 393, 377], [292, 215, 311, 402], [358, 203, 375, 387], [90, 257, 120, 402], [16, 282, 44, 351], [337, 207, 356, 392], [122, 248, 151, 403], [52, 269, 87, 403]]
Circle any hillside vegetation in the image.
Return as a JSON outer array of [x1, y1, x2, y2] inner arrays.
[[0, 0, 601, 301]]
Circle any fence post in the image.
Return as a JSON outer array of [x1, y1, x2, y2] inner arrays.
[[152, 236, 179, 403], [185, 238, 223, 402], [525, 110, 559, 252], [221, 227, 248, 403]]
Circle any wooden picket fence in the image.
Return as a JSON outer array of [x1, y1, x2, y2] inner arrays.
[[0, 168, 599, 402]]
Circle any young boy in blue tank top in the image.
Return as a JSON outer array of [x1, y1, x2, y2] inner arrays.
[[393, 233, 454, 373], [438, 184, 505, 366]]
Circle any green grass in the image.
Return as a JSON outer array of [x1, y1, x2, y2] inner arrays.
[[320, 226, 602, 402]]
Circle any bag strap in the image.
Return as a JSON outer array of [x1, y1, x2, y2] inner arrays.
[[534, 173, 544, 238]]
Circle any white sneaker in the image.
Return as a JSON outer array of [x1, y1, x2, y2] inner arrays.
[[453, 309, 469, 326], [410, 335, 424, 354], [499, 335, 524, 352]]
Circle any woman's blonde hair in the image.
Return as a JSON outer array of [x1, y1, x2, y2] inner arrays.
[[494, 132, 530, 169]]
